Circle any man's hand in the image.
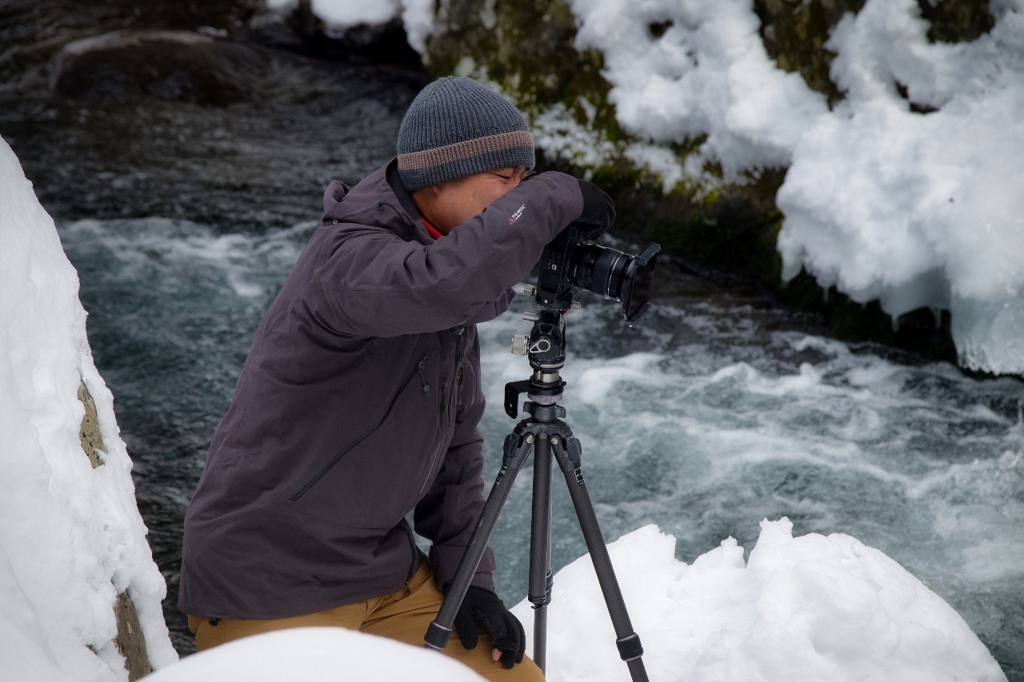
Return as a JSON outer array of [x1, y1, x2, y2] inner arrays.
[[453, 586, 526, 668], [575, 178, 616, 241]]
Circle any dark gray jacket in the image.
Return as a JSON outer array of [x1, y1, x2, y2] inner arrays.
[[179, 160, 584, 619]]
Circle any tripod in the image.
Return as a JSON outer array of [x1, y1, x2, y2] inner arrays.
[[424, 308, 649, 682]]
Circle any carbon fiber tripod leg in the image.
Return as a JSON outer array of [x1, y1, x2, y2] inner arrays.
[[424, 427, 534, 650], [551, 433, 650, 682], [528, 433, 554, 672]]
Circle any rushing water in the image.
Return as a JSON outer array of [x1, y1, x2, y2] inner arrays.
[[56, 216, 1024, 678]]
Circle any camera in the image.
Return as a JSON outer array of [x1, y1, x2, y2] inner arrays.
[[532, 223, 661, 325], [505, 225, 661, 418]]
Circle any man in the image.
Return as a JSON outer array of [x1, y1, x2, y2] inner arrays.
[[178, 76, 613, 680]]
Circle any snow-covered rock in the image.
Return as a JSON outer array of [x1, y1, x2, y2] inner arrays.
[[0, 135, 177, 681]]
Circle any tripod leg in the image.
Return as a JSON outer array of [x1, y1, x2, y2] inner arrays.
[[551, 435, 650, 682], [425, 430, 534, 650], [528, 435, 554, 672]]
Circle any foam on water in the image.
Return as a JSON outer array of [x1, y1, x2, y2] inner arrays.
[[55, 219, 1024, 671]]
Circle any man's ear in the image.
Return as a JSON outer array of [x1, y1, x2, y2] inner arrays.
[[412, 184, 443, 206], [410, 185, 442, 222]]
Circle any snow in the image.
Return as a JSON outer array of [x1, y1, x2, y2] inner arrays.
[[0, 136, 178, 680], [143, 627, 487, 682], [142, 521, 1005, 682], [513, 520, 1005, 682], [567, 0, 828, 180], [777, 0, 1024, 375], [3, 0, 1020, 676]]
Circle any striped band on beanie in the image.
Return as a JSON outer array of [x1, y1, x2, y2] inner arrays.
[[397, 77, 535, 192]]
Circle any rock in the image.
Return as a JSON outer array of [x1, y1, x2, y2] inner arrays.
[[78, 381, 105, 468], [79, 379, 155, 678], [51, 30, 269, 105], [114, 592, 153, 681]]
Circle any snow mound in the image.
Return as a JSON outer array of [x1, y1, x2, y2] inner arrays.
[[134, 520, 1007, 681], [143, 627, 487, 682], [514, 520, 1005, 682], [0, 136, 177, 680]]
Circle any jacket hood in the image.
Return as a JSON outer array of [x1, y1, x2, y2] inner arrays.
[[322, 159, 434, 246]]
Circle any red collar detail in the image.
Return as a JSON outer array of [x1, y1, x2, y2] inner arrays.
[[421, 217, 442, 240]]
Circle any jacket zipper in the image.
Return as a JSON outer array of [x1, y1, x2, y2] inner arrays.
[[417, 328, 469, 498], [289, 350, 432, 503], [454, 327, 470, 421]]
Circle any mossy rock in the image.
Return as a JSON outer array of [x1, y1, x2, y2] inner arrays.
[[754, 0, 866, 106], [427, 0, 619, 136]]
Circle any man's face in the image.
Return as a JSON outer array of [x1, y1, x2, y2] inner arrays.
[[421, 167, 528, 236]]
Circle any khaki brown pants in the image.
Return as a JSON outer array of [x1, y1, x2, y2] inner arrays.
[[188, 562, 544, 681]]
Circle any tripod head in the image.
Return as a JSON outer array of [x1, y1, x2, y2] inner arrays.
[[505, 306, 567, 418], [505, 235, 662, 419]]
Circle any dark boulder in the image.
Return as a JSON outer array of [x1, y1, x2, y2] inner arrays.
[[51, 30, 268, 105]]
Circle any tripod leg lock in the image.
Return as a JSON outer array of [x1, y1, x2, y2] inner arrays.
[[424, 620, 453, 651], [615, 633, 645, 662]]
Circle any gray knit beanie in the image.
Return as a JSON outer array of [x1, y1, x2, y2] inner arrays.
[[397, 77, 535, 192]]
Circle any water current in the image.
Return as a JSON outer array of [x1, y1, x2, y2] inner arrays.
[[56, 216, 1024, 677]]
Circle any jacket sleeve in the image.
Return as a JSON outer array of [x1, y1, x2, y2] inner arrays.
[[413, 336, 496, 592], [311, 172, 583, 338]]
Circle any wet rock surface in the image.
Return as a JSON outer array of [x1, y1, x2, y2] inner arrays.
[[51, 31, 267, 106]]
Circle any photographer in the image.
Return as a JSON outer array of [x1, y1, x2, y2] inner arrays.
[[178, 76, 613, 680]]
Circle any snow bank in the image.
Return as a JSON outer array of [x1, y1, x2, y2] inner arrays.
[[0, 136, 177, 679], [568, 0, 1024, 374], [776, 0, 1024, 374], [513, 520, 1005, 682]]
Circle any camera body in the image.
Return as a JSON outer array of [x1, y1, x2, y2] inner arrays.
[[533, 223, 660, 326]]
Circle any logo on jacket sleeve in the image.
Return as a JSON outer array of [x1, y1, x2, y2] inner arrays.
[[509, 204, 526, 225]]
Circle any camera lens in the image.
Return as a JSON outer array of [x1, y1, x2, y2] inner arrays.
[[566, 242, 660, 325], [567, 245, 631, 300]]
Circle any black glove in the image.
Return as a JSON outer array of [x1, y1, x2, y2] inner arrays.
[[575, 178, 616, 241], [453, 586, 526, 668]]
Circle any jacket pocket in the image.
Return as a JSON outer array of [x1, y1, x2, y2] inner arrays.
[[416, 327, 469, 498], [288, 350, 432, 503]]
